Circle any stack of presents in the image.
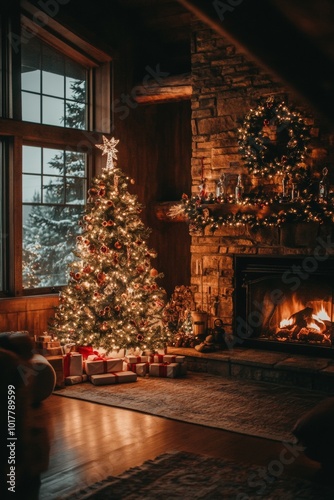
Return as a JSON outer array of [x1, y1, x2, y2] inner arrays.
[[34, 334, 187, 388]]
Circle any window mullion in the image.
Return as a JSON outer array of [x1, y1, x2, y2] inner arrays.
[[9, 135, 23, 295]]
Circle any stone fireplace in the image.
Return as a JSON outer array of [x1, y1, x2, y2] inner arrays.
[[188, 21, 334, 355]]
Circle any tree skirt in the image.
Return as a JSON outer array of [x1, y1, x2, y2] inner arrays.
[[61, 451, 334, 499], [53, 372, 325, 442]]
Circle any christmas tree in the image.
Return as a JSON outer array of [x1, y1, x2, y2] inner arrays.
[[50, 136, 170, 353]]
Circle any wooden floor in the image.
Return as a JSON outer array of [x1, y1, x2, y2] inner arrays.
[[34, 393, 320, 499]]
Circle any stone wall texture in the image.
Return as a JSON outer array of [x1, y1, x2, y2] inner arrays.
[[189, 21, 334, 334]]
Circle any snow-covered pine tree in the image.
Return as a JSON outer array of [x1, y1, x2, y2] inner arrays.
[[50, 136, 170, 353], [22, 152, 84, 287]]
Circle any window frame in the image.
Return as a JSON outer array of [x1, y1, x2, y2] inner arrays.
[[0, 2, 113, 297]]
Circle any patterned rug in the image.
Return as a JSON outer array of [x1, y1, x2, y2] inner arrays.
[[60, 451, 334, 499], [54, 372, 326, 442]]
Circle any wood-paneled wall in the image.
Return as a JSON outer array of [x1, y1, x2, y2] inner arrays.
[[115, 100, 192, 296], [0, 295, 59, 337]]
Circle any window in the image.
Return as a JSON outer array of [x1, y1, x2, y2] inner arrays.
[[0, 4, 112, 296], [21, 37, 88, 128], [22, 145, 87, 288]]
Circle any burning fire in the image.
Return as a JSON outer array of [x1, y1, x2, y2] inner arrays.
[[279, 303, 331, 333]]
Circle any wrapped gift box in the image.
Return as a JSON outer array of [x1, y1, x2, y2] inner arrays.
[[90, 371, 137, 386], [47, 355, 64, 388], [65, 374, 88, 385], [36, 341, 61, 349], [126, 362, 148, 377], [36, 335, 52, 342], [63, 352, 83, 377], [149, 363, 179, 378], [44, 346, 63, 356], [125, 355, 149, 364], [85, 358, 123, 376], [149, 354, 165, 363], [163, 355, 185, 364]]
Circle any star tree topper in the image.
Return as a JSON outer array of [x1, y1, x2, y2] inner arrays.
[[96, 135, 119, 169]]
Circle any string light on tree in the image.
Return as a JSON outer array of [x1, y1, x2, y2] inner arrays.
[[50, 136, 170, 352]]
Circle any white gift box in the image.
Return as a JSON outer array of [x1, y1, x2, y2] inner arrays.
[[149, 363, 179, 378], [85, 358, 123, 376], [163, 355, 185, 364], [149, 354, 165, 363], [90, 371, 137, 386], [124, 355, 149, 364], [63, 352, 83, 377], [126, 362, 148, 377], [65, 374, 88, 385]]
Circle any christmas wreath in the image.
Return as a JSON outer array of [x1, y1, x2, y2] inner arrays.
[[238, 96, 311, 178]]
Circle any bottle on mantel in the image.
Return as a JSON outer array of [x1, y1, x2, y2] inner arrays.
[[235, 174, 244, 203]]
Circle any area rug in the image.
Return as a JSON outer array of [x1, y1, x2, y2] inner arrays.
[[60, 450, 334, 499], [54, 372, 326, 442]]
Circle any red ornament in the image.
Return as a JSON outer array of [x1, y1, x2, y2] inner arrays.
[[88, 188, 98, 197], [114, 241, 122, 249], [100, 245, 109, 254], [107, 200, 114, 207], [83, 266, 92, 274], [263, 119, 270, 126], [99, 189, 106, 196], [137, 334, 144, 341], [97, 272, 106, 283], [150, 268, 158, 277], [74, 272, 81, 280], [89, 244, 96, 253]]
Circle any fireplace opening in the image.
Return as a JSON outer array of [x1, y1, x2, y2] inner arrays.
[[234, 256, 334, 355]]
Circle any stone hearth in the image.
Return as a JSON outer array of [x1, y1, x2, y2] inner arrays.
[[168, 346, 334, 393]]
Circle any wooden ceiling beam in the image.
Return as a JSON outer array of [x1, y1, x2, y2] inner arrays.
[[177, 0, 334, 128], [133, 74, 192, 104]]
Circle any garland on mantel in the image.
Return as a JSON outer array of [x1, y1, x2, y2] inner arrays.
[[168, 96, 333, 233], [169, 194, 334, 234]]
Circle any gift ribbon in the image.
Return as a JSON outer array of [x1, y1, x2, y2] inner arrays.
[[158, 363, 168, 377], [110, 372, 120, 383]]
